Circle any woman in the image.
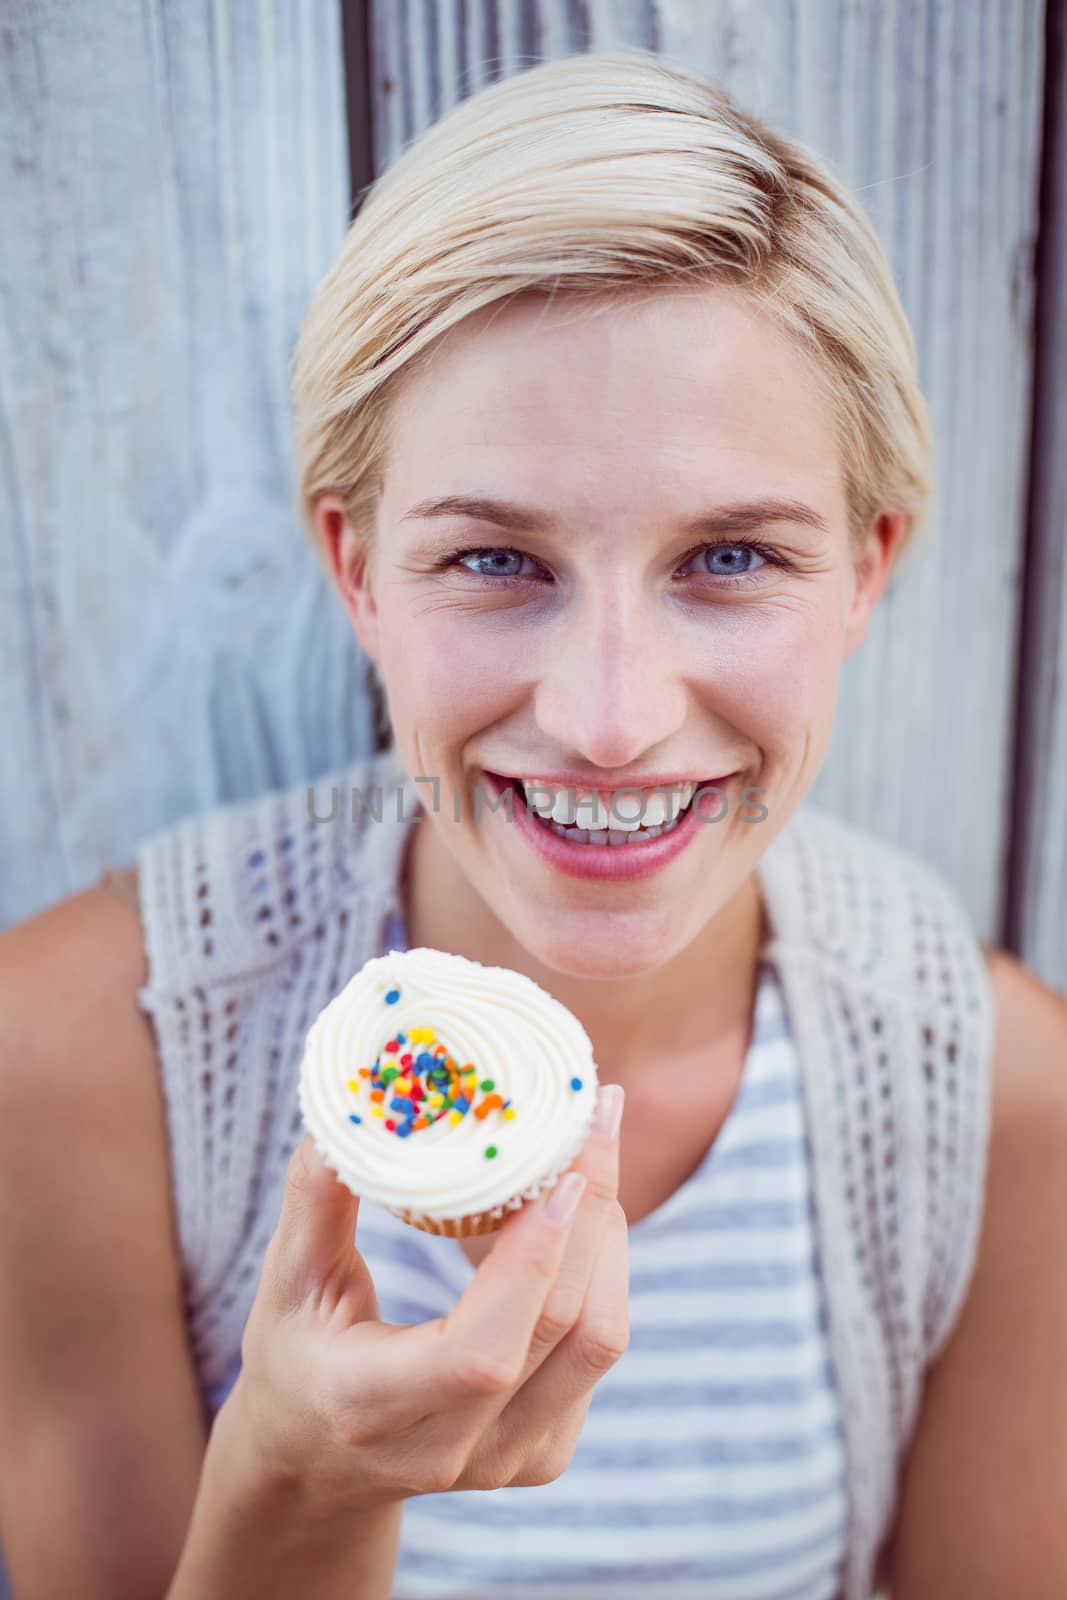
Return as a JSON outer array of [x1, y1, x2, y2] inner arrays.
[[1, 49, 1065, 1600]]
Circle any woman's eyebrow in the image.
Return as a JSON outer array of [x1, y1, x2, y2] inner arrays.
[[400, 493, 829, 537]]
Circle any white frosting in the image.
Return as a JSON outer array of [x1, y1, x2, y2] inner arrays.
[[299, 946, 600, 1222]]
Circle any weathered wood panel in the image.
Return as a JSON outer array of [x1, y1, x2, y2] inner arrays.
[[1003, 0, 1066, 991], [369, 0, 1048, 969], [0, 0, 371, 930]]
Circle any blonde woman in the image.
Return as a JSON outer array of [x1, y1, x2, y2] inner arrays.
[[2, 49, 1065, 1600]]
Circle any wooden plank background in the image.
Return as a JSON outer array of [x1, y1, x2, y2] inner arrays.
[[0, 0, 374, 934], [1005, 0, 1067, 991]]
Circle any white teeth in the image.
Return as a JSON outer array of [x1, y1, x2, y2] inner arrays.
[[551, 822, 589, 843], [607, 791, 645, 828], [521, 775, 703, 844], [521, 777, 698, 831], [667, 781, 696, 819], [551, 790, 577, 826], [520, 781, 556, 819], [575, 794, 610, 831]]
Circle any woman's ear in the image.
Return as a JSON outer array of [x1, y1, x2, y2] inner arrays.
[[843, 509, 911, 658], [314, 491, 382, 669]]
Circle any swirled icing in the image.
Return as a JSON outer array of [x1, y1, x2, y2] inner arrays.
[[299, 946, 600, 1222]]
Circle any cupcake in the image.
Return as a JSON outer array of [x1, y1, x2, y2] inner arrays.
[[298, 946, 600, 1236]]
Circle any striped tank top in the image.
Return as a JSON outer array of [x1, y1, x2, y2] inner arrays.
[[208, 900, 848, 1600]]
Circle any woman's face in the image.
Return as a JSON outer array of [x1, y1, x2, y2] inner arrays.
[[320, 284, 903, 979]]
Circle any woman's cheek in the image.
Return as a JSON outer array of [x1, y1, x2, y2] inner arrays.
[[384, 615, 524, 737], [688, 602, 832, 734]]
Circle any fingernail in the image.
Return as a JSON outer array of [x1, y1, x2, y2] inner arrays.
[[546, 1170, 587, 1224], [592, 1083, 625, 1142]]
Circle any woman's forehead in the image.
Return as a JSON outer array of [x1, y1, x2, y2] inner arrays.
[[381, 286, 845, 524]]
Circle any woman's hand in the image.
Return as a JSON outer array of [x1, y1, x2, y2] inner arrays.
[[228, 1082, 628, 1515]]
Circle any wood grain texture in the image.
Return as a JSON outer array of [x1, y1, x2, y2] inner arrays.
[[369, 0, 1050, 976], [1005, 0, 1066, 991], [0, 0, 372, 930]]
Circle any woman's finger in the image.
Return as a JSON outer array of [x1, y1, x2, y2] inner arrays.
[[319, 1162, 589, 1439], [422, 1084, 621, 1417], [433, 1167, 590, 1390], [485, 1197, 631, 1479], [261, 1135, 367, 1314], [511, 1084, 624, 1386], [404, 1088, 623, 1467]]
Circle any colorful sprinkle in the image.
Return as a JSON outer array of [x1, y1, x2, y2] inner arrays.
[[570, 1076, 583, 1091], [344, 998, 521, 1148], [485, 1145, 498, 1159]]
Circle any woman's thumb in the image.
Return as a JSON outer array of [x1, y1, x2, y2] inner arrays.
[[264, 1133, 366, 1312]]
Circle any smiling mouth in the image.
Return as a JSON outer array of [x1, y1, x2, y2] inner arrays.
[[487, 773, 733, 847]]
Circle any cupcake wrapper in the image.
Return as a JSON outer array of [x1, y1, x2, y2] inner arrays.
[[385, 1091, 600, 1238]]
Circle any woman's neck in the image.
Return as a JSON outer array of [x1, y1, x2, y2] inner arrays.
[[398, 811, 767, 1089]]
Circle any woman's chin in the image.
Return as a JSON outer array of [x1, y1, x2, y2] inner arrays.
[[509, 915, 684, 983]]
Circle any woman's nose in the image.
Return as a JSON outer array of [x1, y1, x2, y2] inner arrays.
[[532, 595, 687, 769]]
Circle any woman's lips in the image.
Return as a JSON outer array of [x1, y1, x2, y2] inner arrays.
[[479, 771, 734, 883]]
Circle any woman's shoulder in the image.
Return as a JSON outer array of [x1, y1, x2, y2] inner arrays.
[[0, 872, 158, 1099], [0, 873, 165, 1252], [0, 874, 172, 1301], [882, 949, 1067, 1588], [976, 945, 1067, 1174], [0, 869, 152, 1031], [0, 881, 208, 1572]]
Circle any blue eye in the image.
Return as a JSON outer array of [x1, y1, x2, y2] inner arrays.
[[681, 544, 771, 588], [438, 537, 782, 588], [687, 543, 768, 581], [454, 547, 538, 579]]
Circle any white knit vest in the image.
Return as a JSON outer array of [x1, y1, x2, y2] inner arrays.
[[135, 745, 994, 1600]]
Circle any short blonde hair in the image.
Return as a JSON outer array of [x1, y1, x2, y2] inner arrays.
[[292, 48, 933, 583]]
